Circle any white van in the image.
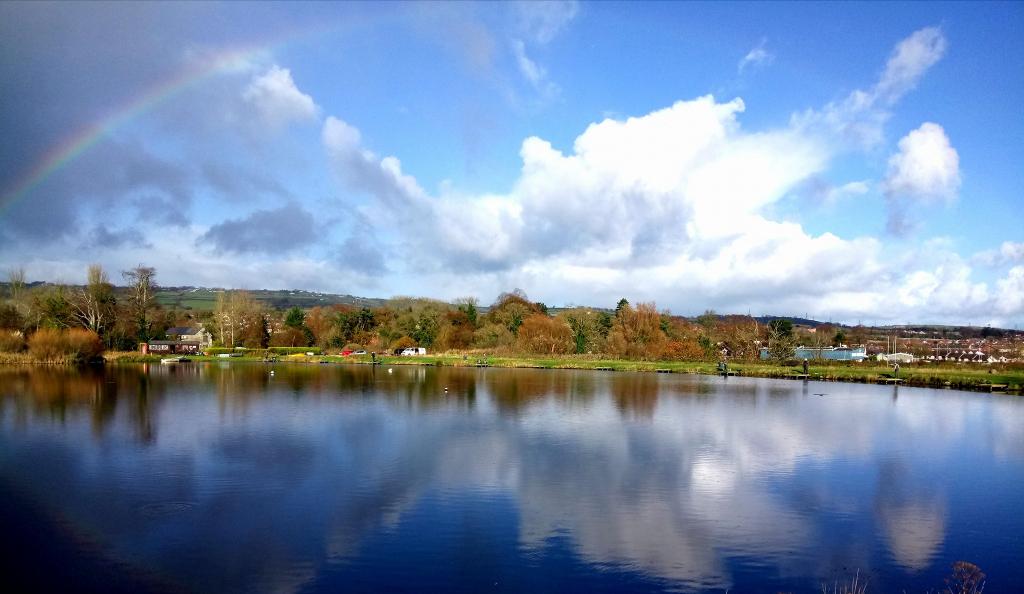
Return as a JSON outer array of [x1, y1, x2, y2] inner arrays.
[[400, 347, 426, 356]]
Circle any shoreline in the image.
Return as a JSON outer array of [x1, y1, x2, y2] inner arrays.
[[98, 352, 1024, 395]]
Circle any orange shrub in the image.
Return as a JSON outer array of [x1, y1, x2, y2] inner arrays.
[[0, 331, 26, 353], [28, 328, 104, 362], [515, 314, 571, 355], [662, 339, 705, 361], [28, 328, 63, 361], [64, 328, 104, 360]]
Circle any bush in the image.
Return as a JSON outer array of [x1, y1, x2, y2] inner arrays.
[[515, 314, 571, 354], [0, 331, 26, 353], [28, 328, 104, 363], [27, 328, 64, 361], [65, 329, 104, 360]]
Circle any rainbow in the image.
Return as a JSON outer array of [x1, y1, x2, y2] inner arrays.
[[0, 17, 357, 214]]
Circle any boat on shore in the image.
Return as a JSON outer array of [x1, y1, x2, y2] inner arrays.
[[160, 356, 192, 364]]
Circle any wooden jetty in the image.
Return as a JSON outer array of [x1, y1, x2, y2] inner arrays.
[[877, 377, 904, 385], [981, 384, 1008, 393], [594, 366, 614, 371], [720, 370, 739, 376], [655, 368, 673, 373], [789, 373, 809, 380]]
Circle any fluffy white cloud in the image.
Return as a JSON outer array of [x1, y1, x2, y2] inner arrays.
[[996, 266, 1024, 315], [884, 122, 960, 200], [242, 65, 319, 130], [314, 26, 1023, 325], [883, 122, 960, 234]]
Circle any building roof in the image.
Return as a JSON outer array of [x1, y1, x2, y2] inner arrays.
[[166, 326, 202, 335], [149, 340, 201, 345]]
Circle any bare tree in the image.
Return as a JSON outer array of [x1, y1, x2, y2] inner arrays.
[[69, 264, 115, 335], [121, 265, 157, 341], [7, 268, 25, 301], [765, 319, 797, 362]]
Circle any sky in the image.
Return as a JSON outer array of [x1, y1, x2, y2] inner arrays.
[[0, 1, 1022, 326]]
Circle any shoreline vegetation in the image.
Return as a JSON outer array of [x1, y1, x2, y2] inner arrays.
[[3, 265, 1022, 396], [93, 350, 1024, 394]]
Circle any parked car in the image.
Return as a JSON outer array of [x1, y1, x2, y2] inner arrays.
[[354, 350, 367, 355], [400, 347, 426, 356]]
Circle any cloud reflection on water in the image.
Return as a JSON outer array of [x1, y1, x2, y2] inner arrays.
[[0, 365, 1021, 592]]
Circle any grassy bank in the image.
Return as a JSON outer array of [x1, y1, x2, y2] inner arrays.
[[103, 351, 1024, 394]]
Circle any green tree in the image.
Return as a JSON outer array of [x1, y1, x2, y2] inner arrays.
[[457, 298, 478, 326], [597, 312, 613, 338], [285, 306, 306, 329], [32, 285, 74, 329], [767, 318, 794, 338]]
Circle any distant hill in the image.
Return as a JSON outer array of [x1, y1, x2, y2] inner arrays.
[[1, 281, 1019, 333], [754, 315, 826, 328], [154, 287, 387, 311]]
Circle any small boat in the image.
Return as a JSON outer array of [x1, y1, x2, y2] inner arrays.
[[160, 356, 192, 364]]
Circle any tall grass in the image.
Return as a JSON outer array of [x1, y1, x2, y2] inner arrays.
[[821, 571, 867, 594], [0, 331, 26, 353], [27, 328, 104, 363]]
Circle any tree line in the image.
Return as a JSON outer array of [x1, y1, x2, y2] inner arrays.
[[1, 264, 862, 361]]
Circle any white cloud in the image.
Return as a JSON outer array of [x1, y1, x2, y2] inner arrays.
[[738, 39, 774, 73], [312, 26, 1023, 325], [242, 65, 319, 130], [322, 116, 429, 213], [884, 123, 960, 201], [793, 26, 947, 148], [824, 180, 870, 205], [874, 26, 947, 105], [514, 0, 579, 45], [973, 241, 1024, 267], [996, 266, 1024, 316], [511, 38, 558, 97], [883, 122, 960, 234]]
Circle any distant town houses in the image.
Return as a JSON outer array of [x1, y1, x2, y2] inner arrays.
[[925, 350, 1011, 364], [876, 352, 917, 364], [760, 345, 868, 361]]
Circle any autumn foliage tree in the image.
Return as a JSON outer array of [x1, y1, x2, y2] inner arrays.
[[515, 314, 571, 354], [606, 302, 666, 359]]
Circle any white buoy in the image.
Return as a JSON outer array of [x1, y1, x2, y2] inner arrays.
[[388, 368, 393, 373], [270, 370, 275, 376]]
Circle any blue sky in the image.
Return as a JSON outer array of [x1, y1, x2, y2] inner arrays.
[[0, 1, 1021, 325]]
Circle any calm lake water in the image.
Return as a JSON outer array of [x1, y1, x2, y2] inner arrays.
[[0, 363, 1021, 593]]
